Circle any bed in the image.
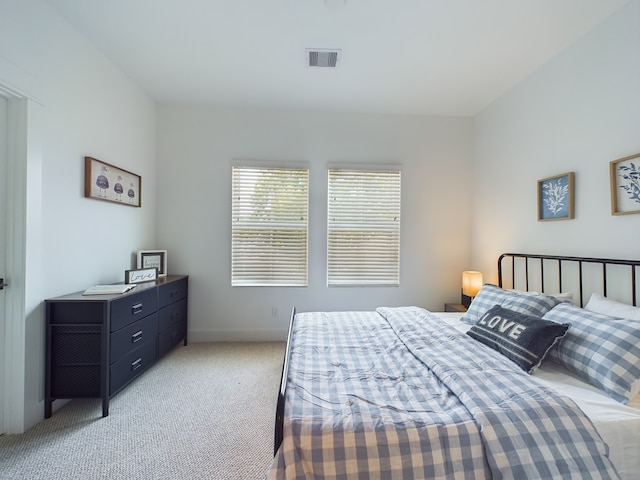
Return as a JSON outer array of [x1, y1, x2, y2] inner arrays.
[[268, 253, 640, 479]]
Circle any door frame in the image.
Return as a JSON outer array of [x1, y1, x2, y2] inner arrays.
[[0, 94, 6, 435], [0, 74, 40, 434]]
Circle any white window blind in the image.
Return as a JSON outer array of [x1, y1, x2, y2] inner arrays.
[[232, 166, 309, 286], [327, 169, 401, 286]]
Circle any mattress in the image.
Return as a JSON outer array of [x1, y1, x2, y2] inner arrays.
[[439, 311, 640, 479]]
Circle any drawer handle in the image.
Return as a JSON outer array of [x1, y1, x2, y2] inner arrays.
[[171, 289, 179, 298], [131, 358, 143, 371], [171, 312, 182, 321], [131, 330, 143, 343], [131, 303, 143, 315]]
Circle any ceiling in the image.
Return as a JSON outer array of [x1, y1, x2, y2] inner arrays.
[[47, 0, 627, 116]]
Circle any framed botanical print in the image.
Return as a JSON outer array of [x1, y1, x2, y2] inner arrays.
[[538, 172, 575, 221], [610, 153, 640, 215]]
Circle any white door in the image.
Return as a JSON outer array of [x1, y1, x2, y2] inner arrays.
[[0, 94, 7, 435]]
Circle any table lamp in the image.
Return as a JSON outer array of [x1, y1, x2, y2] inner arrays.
[[462, 270, 483, 308]]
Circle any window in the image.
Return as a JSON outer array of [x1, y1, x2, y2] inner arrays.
[[327, 169, 401, 286], [231, 166, 309, 286]]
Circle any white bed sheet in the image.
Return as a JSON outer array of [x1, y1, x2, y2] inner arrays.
[[436, 311, 640, 479]]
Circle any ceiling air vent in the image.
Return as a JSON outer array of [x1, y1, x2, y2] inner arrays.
[[306, 49, 341, 68]]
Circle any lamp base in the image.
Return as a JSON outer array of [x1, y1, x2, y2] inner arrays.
[[461, 292, 473, 308]]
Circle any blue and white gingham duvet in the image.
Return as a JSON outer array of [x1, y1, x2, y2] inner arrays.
[[267, 307, 619, 479]]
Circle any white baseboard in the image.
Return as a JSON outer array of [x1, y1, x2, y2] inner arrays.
[[187, 328, 288, 342]]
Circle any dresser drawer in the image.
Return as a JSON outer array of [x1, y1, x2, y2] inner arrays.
[[158, 277, 188, 309], [110, 340, 157, 395], [110, 313, 158, 364], [158, 299, 187, 332], [110, 288, 157, 332], [158, 320, 187, 358]]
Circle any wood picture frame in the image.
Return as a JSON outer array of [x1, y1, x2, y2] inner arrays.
[[537, 172, 575, 221], [85, 156, 141, 207], [125, 267, 158, 284], [610, 153, 640, 215], [137, 250, 167, 277]]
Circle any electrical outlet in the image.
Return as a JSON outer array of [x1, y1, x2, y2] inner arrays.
[[272, 307, 279, 318]]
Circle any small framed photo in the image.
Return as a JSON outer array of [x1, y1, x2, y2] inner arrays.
[[538, 172, 575, 221], [137, 250, 167, 277], [85, 156, 141, 207], [610, 153, 640, 215], [125, 267, 158, 284]]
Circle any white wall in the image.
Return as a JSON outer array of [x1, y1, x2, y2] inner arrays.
[[0, 1, 157, 431], [472, 1, 640, 284], [157, 106, 473, 340]]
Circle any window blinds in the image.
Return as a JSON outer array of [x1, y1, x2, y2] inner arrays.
[[232, 166, 309, 286], [327, 169, 401, 286]]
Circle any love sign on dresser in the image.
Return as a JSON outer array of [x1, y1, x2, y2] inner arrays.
[[125, 267, 158, 284]]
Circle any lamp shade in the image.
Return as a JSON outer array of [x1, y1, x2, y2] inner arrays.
[[462, 271, 483, 297]]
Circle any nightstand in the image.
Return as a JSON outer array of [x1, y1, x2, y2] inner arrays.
[[444, 303, 467, 313]]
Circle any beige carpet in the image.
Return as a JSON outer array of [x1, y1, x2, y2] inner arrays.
[[0, 342, 285, 480]]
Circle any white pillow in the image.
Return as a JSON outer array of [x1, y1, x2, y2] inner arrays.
[[585, 293, 640, 321], [508, 289, 573, 299], [510, 290, 574, 304], [548, 292, 574, 304]]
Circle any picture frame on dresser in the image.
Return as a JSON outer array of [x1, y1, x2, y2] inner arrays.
[[610, 153, 640, 215], [137, 250, 167, 276], [537, 172, 575, 221]]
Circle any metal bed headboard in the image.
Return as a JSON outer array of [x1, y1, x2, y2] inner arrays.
[[498, 253, 640, 308]]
